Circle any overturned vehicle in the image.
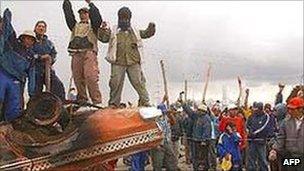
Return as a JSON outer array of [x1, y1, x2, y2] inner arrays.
[[0, 93, 163, 170]]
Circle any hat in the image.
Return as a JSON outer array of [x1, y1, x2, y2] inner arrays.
[[287, 97, 304, 109], [197, 103, 208, 111], [18, 30, 36, 42], [279, 83, 285, 88], [227, 103, 237, 110], [78, 7, 89, 13]]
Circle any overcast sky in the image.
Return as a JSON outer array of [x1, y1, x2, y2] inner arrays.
[[1, 1, 303, 85]]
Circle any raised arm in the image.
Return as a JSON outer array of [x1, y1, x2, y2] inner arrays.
[[63, 0, 77, 31], [87, 1, 102, 34], [140, 22, 155, 39], [2, 9, 18, 49]]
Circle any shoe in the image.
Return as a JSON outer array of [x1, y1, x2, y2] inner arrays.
[[76, 106, 97, 112], [94, 103, 103, 109]]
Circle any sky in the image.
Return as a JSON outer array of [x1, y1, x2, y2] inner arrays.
[[0, 0, 303, 104]]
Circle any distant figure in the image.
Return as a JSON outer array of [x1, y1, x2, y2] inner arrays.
[[275, 83, 285, 105], [62, 0, 102, 106], [99, 7, 156, 107]]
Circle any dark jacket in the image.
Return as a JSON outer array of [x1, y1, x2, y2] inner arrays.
[[182, 104, 211, 142], [32, 35, 57, 67], [182, 111, 194, 139], [0, 9, 36, 96], [171, 112, 183, 142], [247, 112, 274, 144]]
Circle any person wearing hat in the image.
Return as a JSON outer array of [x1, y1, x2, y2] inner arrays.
[[269, 97, 304, 171], [217, 122, 242, 171], [247, 102, 274, 171], [62, 0, 103, 106], [98, 6, 156, 107], [181, 100, 212, 171], [32, 20, 66, 101], [150, 94, 179, 171], [0, 8, 36, 122]]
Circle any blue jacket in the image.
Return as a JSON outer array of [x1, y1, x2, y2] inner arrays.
[[210, 114, 220, 139], [217, 132, 242, 165], [32, 35, 57, 69], [247, 112, 275, 144], [182, 104, 211, 142], [0, 9, 36, 96]]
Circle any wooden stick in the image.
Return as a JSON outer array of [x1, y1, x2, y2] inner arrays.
[[236, 76, 242, 107], [45, 56, 51, 92], [202, 63, 211, 103], [160, 60, 169, 107]]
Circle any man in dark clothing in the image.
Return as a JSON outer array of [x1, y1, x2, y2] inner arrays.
[[32, 20, 66, 101], [182, 101, 212, 171], [0, 9, 36, 122], [247, 102, 274, 171]]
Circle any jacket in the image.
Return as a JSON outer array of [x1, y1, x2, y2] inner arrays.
[[0, 9, 36, 96], [32, 35, 57, 67], [182, 104, 211, 142], [182, 111, 194, 139], [273, 116, 304, 156], [247, 112, 274, 144], [217, 132, 242, 165]]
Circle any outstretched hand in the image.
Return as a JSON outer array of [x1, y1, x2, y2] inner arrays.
[[85, 0, 91, 4]]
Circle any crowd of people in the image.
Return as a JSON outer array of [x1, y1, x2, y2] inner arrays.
[[0, 1, 303, 171], [116, 85, 303, 171]]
